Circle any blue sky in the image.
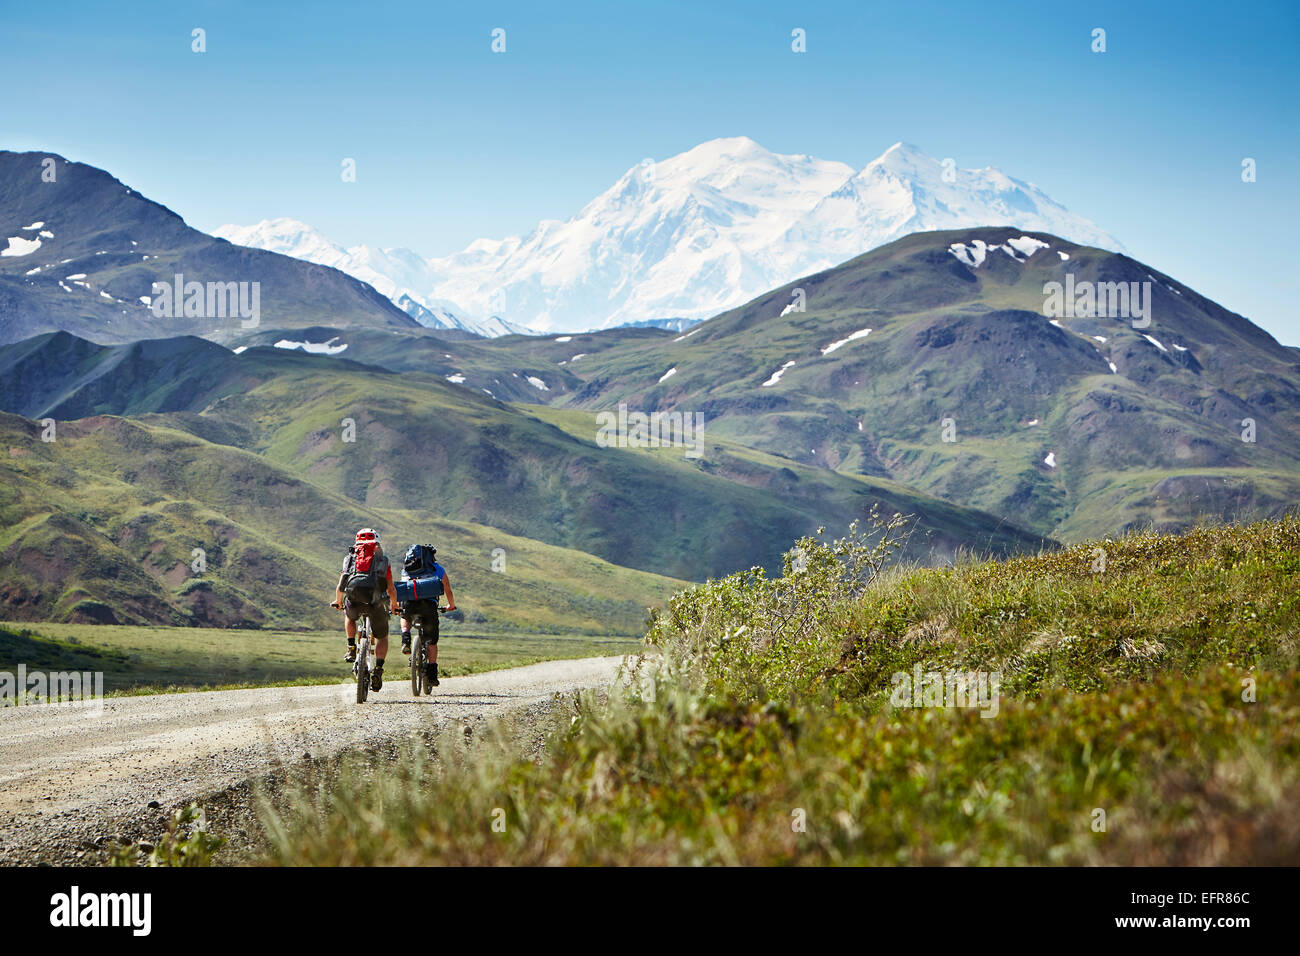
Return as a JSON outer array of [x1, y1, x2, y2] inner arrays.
[[3, 0, 1298, 342]]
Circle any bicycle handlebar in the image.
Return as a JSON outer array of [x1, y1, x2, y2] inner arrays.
[[334, 600, 452, 613]]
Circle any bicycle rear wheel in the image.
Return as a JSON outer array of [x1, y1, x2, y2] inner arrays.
[[356, 622, 370, 703], [410, 626, 423, 696]]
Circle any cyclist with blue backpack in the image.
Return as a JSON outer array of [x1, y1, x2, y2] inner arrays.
[[397, 544, 456, 687]]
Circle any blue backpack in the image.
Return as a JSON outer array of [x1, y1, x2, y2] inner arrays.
[[403, 544, 436, 578], [398, 544, 443, 604]]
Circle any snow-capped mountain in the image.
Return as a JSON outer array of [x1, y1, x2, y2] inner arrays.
[[214, 137, 1122, 335], [210, 219, 531, 337], [778, 143, 1121, 275]]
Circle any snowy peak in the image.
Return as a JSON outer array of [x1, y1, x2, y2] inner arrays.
[[785, 146, 1122, 270], [214, 139, 1123, 335], [867, 141, 933, 174], [212, 219, 515, 337], [214, 218, 348, 267]]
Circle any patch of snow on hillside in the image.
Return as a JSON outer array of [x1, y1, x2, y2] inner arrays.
[[570, 353, 587, 362], [526, 375, 549, 391], [820, 328, 872, 355], [274, 337, 348, 355], [761, 360, 796, 387], [1004, 236, 1050, 260], [1143, 334, 1168, 353], [21, 221, 44, 230], [1172, 343, 1188, 352], [554, 336, 572, 342], [1, 236, 42, 257], [948, 239, 988, 268], [1043, 452, 1057, 468], [658, 367, 677, 383], [1093, 335, 1107, 343], [39, 231, 53, 239], [232, 346, 248, 355], [672, 328, 703, 343], [446, 374, 466, 384], [139, 296, 151, 305], [1108, 361, 1119, 373], [1026, 418, 1040, 426], [1058, 251, 1069, 261], [950, 236, 1048, 268]]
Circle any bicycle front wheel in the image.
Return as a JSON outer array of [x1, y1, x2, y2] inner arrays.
[[411, 630, 423, 696], [356, 630, 370, 704]]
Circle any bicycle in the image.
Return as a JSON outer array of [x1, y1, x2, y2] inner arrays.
[[410, 604, 449, 697], [332, 600, 379, 704]]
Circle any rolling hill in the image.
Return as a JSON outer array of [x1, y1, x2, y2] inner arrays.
[[0, 331, 1048, 628], [392, 228, 1298, 542], [0, 407, 682, 632]]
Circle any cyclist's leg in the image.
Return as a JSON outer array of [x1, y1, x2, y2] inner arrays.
[[425, 609, 439, 663], [343, 600, 360, 659], [421, 610, 440, 684], [371, 603, 390, 664]]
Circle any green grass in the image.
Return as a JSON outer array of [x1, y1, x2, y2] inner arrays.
[[255, 515, 1300, 865], [0, 620, 640, 695]]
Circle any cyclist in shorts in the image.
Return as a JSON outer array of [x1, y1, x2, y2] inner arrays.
[[398, 544, 456, 687]]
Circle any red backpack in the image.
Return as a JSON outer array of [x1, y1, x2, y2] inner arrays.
[[345, 544, 388, 601]]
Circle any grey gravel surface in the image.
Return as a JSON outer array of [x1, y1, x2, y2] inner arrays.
[[0, 656, 626, 865]]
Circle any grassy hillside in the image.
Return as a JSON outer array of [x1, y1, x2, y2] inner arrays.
[[232, 323, 594, 404], [523, 403, 1049, 562], [202, 354, 1043, 574], [0, 333, 1045, 593], [258, 516, 1300, 865], [472, 229, 1300, 543], [0, 411, 682, 631]]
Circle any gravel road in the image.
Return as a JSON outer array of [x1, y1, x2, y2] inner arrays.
[[0, 656, 626, 864]]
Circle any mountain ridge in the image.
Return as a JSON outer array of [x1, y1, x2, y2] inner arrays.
[[0, 150, 422, 347]]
